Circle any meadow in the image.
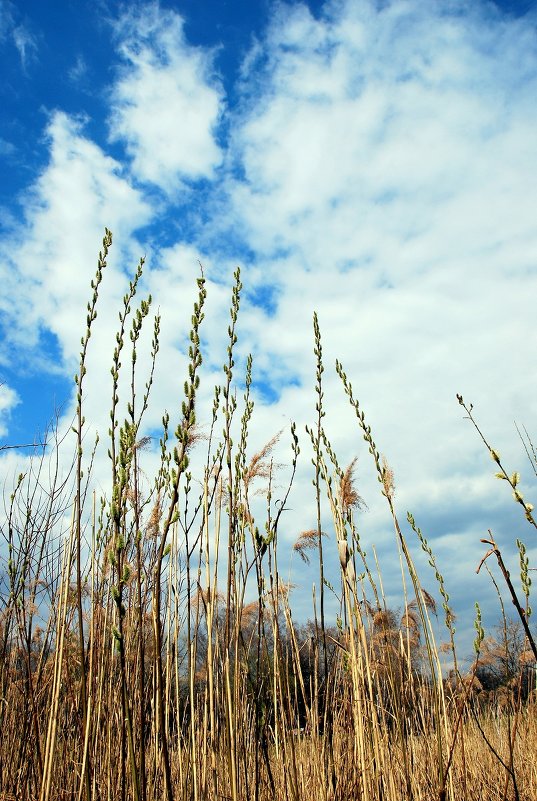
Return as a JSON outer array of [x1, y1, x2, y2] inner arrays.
[[1, 231, 535, 801]]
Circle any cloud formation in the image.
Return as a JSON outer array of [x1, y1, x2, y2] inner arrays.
[[0, 383, 19, 437], [109, 3, 223, 192], [223, 0, 537, 488], [0, 111, 152, 366]]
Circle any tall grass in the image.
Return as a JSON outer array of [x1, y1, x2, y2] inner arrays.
[[0, 231, 535, 801]]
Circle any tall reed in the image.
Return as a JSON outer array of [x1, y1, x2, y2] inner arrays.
[[0, 232, 535, 801]]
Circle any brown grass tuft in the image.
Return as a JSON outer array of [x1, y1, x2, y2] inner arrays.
[[292, 528, 326, 564], [339, 456, 365, 516], [243, 430, 283, 490]]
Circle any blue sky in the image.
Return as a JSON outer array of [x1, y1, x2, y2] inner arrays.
[[1, 0, 537, 659]]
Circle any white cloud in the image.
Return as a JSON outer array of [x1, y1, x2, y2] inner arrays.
[[109, 3, 223, 193], [0, 111, 152, 364], [231, 1, 537, 263], [224, 0, 537, 466], [0, 383, 19, 437]]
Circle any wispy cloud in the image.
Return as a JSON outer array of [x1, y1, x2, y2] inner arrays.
[[12, 23, 38, 70], [68, 54, 88, 85], [0, 137, 15, 157], [1, 1, 38, 70], [108, 3, 223, 193]]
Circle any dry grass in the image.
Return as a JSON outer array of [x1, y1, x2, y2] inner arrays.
[[0, 234, 535, 801]]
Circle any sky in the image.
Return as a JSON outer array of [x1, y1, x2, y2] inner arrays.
[[1, 0, 537, 662]]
